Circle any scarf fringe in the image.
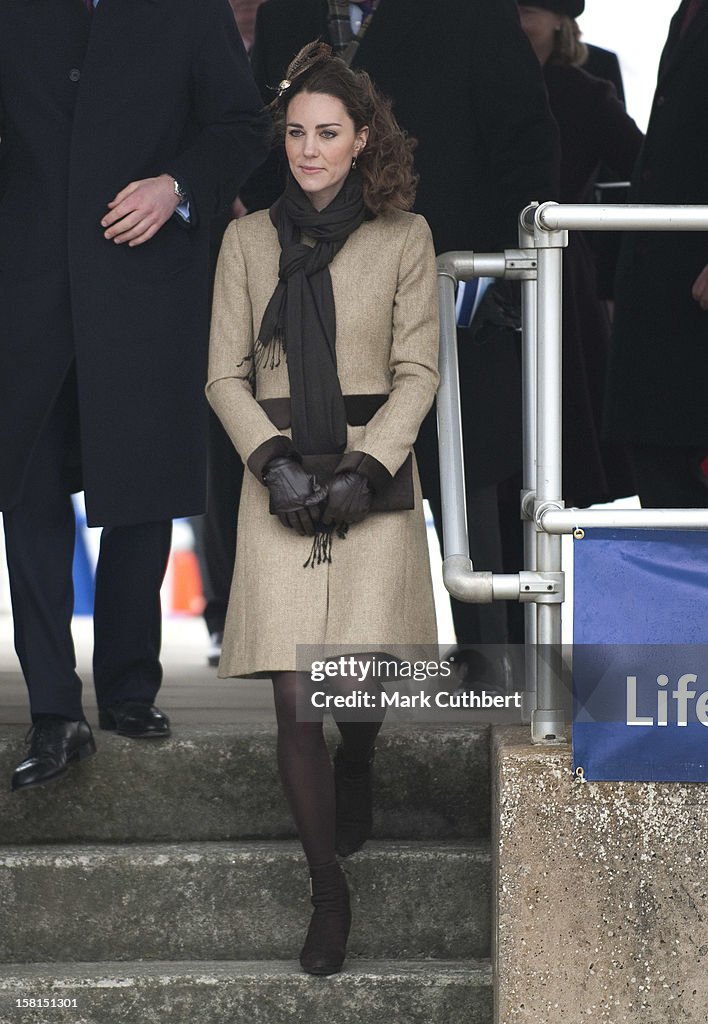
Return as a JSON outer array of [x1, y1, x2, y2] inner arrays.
[[254, 330, 286, 372], [303, 522, 349, 569], [236, 331, 286, 390]]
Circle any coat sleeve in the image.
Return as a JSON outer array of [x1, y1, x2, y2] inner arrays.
[[470, 0, 560, 248], [586, 77, 643, 181], [336, 215, 440, 490], [165, 0, 271, 226], [207, 221, 297, 478]]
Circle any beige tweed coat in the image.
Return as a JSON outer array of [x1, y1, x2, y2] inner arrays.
[[207, 207, 439, 678]]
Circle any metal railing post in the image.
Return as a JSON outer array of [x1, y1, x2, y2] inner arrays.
[[436, 254, 525, 604], [531, 203, 568, 742], [519, 206, 538, 724], [436, 268, 473, 567]]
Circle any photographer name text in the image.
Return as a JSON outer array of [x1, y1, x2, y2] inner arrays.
[[310, 689, 522, 709]]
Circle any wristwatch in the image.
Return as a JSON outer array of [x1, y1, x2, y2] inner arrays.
[[169, 176, 188, 203]]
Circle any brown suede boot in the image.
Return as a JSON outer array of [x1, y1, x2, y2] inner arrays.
[[299, 861, 352, 975]]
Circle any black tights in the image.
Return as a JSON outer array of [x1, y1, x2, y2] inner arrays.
[[272, 669, 384, 869]]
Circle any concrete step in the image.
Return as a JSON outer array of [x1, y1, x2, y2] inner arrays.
[[0, 724, 490, 844], [0, 960, 493, 1024], [0, 840, 489, 963]]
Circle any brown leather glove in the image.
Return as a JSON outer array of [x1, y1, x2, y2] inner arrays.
[[263, 456, 327, 536], [322, 471, 372, 527]]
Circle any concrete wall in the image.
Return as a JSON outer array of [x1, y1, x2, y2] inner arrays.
[[493, 726, 708, 1024]]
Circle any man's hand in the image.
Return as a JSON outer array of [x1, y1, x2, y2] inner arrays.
[[101, 174, 180, 247], [692, 264, 708, 310]]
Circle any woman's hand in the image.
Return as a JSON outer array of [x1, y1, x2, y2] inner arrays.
[[263, 456, 327, 536], [323, 472, 372, 527]]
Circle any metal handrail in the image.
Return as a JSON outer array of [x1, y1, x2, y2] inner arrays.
[[436, 202, 708, 744]]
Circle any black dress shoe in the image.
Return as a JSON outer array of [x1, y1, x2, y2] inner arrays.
[[12, 718, 96, 792], [98, 701, 170, 738]]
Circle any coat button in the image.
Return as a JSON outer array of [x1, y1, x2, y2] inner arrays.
[[69, 68, 81, 82], [655, 94, 665, 107]]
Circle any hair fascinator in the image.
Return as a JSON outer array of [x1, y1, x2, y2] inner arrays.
[[272, 41, 337, 104]]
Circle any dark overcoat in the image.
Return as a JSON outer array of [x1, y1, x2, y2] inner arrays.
[[242, 0, 560, 489], [606, 0, 708, 446], [0, 0, 268, 525]]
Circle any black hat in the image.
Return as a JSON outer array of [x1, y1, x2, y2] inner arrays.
[[520, 0, 585, 16]]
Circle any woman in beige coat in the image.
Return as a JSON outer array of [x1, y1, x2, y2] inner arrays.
[[207, 43, 439, 976]]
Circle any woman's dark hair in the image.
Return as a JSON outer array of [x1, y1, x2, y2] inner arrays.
[[270, 41, 417, 215]]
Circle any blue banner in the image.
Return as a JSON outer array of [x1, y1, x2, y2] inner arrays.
[[572, 528, 708, 781]]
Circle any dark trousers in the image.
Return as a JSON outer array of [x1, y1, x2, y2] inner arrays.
[[2, 370, 172, 721]]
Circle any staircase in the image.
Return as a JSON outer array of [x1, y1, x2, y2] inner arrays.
[[0, 723, 493, 1023]]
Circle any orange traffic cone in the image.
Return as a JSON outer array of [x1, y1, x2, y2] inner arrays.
[[169, 548, 205, 616]]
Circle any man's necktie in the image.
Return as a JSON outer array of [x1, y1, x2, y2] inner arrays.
[[81, 0, 94, 12]]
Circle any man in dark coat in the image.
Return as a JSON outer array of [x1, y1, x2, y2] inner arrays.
[[0, 0, 269, 790], [606, 0, 708, 508], [241, 0, 559, 667]]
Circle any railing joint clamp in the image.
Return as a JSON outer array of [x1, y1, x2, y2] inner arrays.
[[518, 570, 565, 604], [503, 248, 538, 279], [534, 499, 565, 531], [521, 489, 536, 521], [533, 202, 569, 248]]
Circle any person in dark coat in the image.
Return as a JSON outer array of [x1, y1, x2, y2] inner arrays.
[[518, 1, 642, 506], [242, 0, 560, 666], [0, 0, 269, 791], [606, 0, 708, 509]]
